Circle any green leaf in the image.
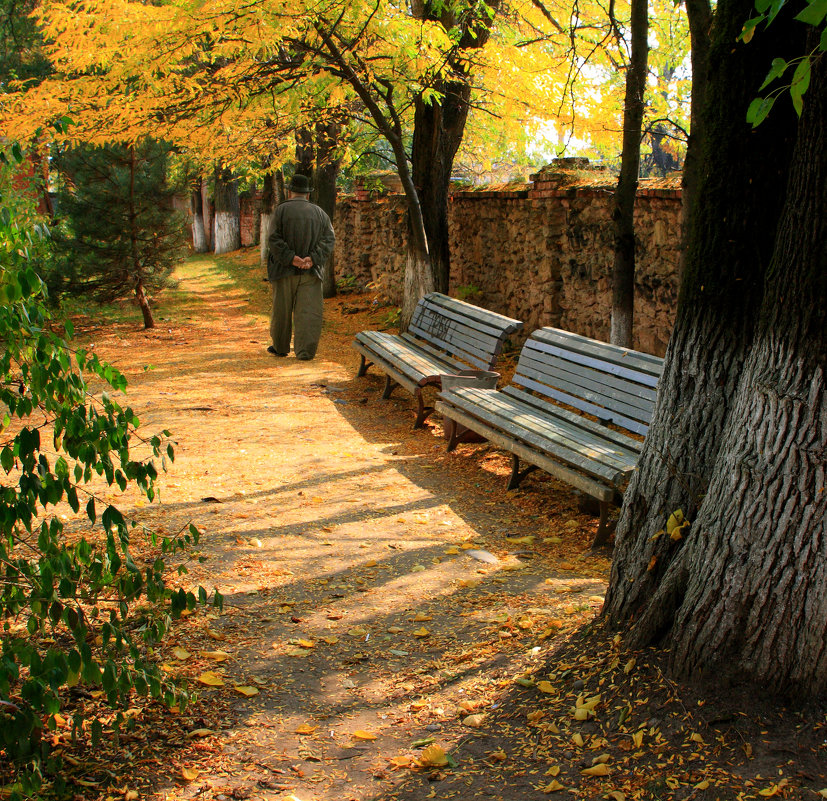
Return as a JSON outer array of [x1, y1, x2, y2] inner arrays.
[[794, 0, 827, 25], [746, 95, 776, 126], [759, 57, 788, 89], [790, 56, 811, 116]]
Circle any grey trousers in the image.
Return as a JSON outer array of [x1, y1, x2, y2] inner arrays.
[[270, 273, 323, 360]]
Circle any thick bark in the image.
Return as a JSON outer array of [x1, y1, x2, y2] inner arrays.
[[315, 120, 340, 299], [190, 181, 208, 253], [213, 166, 241, 254], [634, 50, 827, 692], [610, 0, 648, 348], [401, 243, 435, 328], [603, 0, 803, 626]]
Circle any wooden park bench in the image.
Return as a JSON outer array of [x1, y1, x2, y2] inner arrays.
[[434, 327, 664, 547], [353, 292, 523, 428]]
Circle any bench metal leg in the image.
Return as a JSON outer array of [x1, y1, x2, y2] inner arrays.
[[590, 501, 617, 549], [381, 375, 395, 399], [356, 354, 373, 377], [413, 390, 434, 429], [444, 418, 488, 451], [507, 454, 537, 490]]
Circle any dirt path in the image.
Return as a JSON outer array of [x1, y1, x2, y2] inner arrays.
[[70, 251, 610, 800], [68, 252, 825, 801]]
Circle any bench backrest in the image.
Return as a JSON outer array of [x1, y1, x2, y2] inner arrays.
[[508, 327, 664, 436], [408, 293, 523, 370]]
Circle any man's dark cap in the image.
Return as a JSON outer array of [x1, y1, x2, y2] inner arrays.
[[290, 174, 311, 194]]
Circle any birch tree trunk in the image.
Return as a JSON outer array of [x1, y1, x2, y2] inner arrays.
[[190, 180, 208, 253], [259, 169, 276, 270], [213, 166, 241, 255]]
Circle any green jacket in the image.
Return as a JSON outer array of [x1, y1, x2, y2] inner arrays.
[[267, 197, 335, 283]]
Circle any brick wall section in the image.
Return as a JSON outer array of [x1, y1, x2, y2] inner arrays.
[[333, 170, 683, 356]]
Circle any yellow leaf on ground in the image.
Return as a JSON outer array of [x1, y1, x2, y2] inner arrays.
[[571, 733, 584, 747], [418, 744, 449, 767], [187, 728, 216, 738], [527, 710, 545, 723], [320, 636, 339, 644], [607, 792, 626, 801], [352, 730, 377, 741], [172, 647, 190, 660], [296, 639, 315, 649], [181, 767, 200, 781], [537, 681, 555, 694], [196, 671, 224, 687], [462, 714, 485, 728], [444, 547, 460, 555], [387, 626, 403, 634], [296, 724, 317, 735], [505, 535, 535, 544], [206, 628, 225, 641], [410, 699, 428, 711], [632, 730, 644, 748], [581, 764, 611, 777], [389, 755, 416, 768], [489, 748, 507, 762], [540, 780, 565, 792], [413, 627, 430, 637], [348, 627, 368, 637], [413, 613, 433, 622], [694, 780, 711, 790], [546, 765, 560, 776], [201, 650, 231, 662], [234, 685, 259, 697]]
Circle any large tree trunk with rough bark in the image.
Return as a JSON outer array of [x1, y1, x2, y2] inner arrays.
[[213, 166, 241, 254], [603, 2, 825, 694], [610, 0, 648, 348], [200, 177, 213, 251]]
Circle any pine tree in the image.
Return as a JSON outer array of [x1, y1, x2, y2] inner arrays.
[[54, 139, 187, 328]]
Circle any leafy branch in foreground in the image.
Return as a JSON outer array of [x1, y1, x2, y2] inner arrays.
[[0, 141, 220, 797]]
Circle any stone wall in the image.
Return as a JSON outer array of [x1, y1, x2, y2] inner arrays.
[[333, 163, 682, 356]]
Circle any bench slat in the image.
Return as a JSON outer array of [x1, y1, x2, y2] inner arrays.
[[435, 401, 616, 501], [439, 387, 633, 484], [445, 387, 641, 473], [518, 343, 658, 404], [421, 292, 522, 332], [516, 355, 655, 424], [531, 328, 662, 385], [501, 386, 644, 455], [512, 373, 651, 436], [415, 296, 521, 341], [356, 332, 463, 382]]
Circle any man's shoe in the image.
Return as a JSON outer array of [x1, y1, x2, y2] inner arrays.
[[267, 346, 288, 357]]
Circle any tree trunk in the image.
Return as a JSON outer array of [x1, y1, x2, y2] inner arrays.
[[411, 84, 470, 294], [679, 0, 712, 282], [135, 279, 154, 329], [315, 120, 340, 299], [610, 0, 648, 348], [191, 181, 208, 253], [213, 166, 241, 254], [603, 0, 803, 625], [401, 239, 435, 329], [295, 128, 315, 184], [627, 48, 827, 693], [260, 169, 276, 270], [410, 1, 499, 295], [201, 177, 213, 251]]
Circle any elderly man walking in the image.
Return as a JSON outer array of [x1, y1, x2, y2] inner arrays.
[[266, 174, 336, 360]]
